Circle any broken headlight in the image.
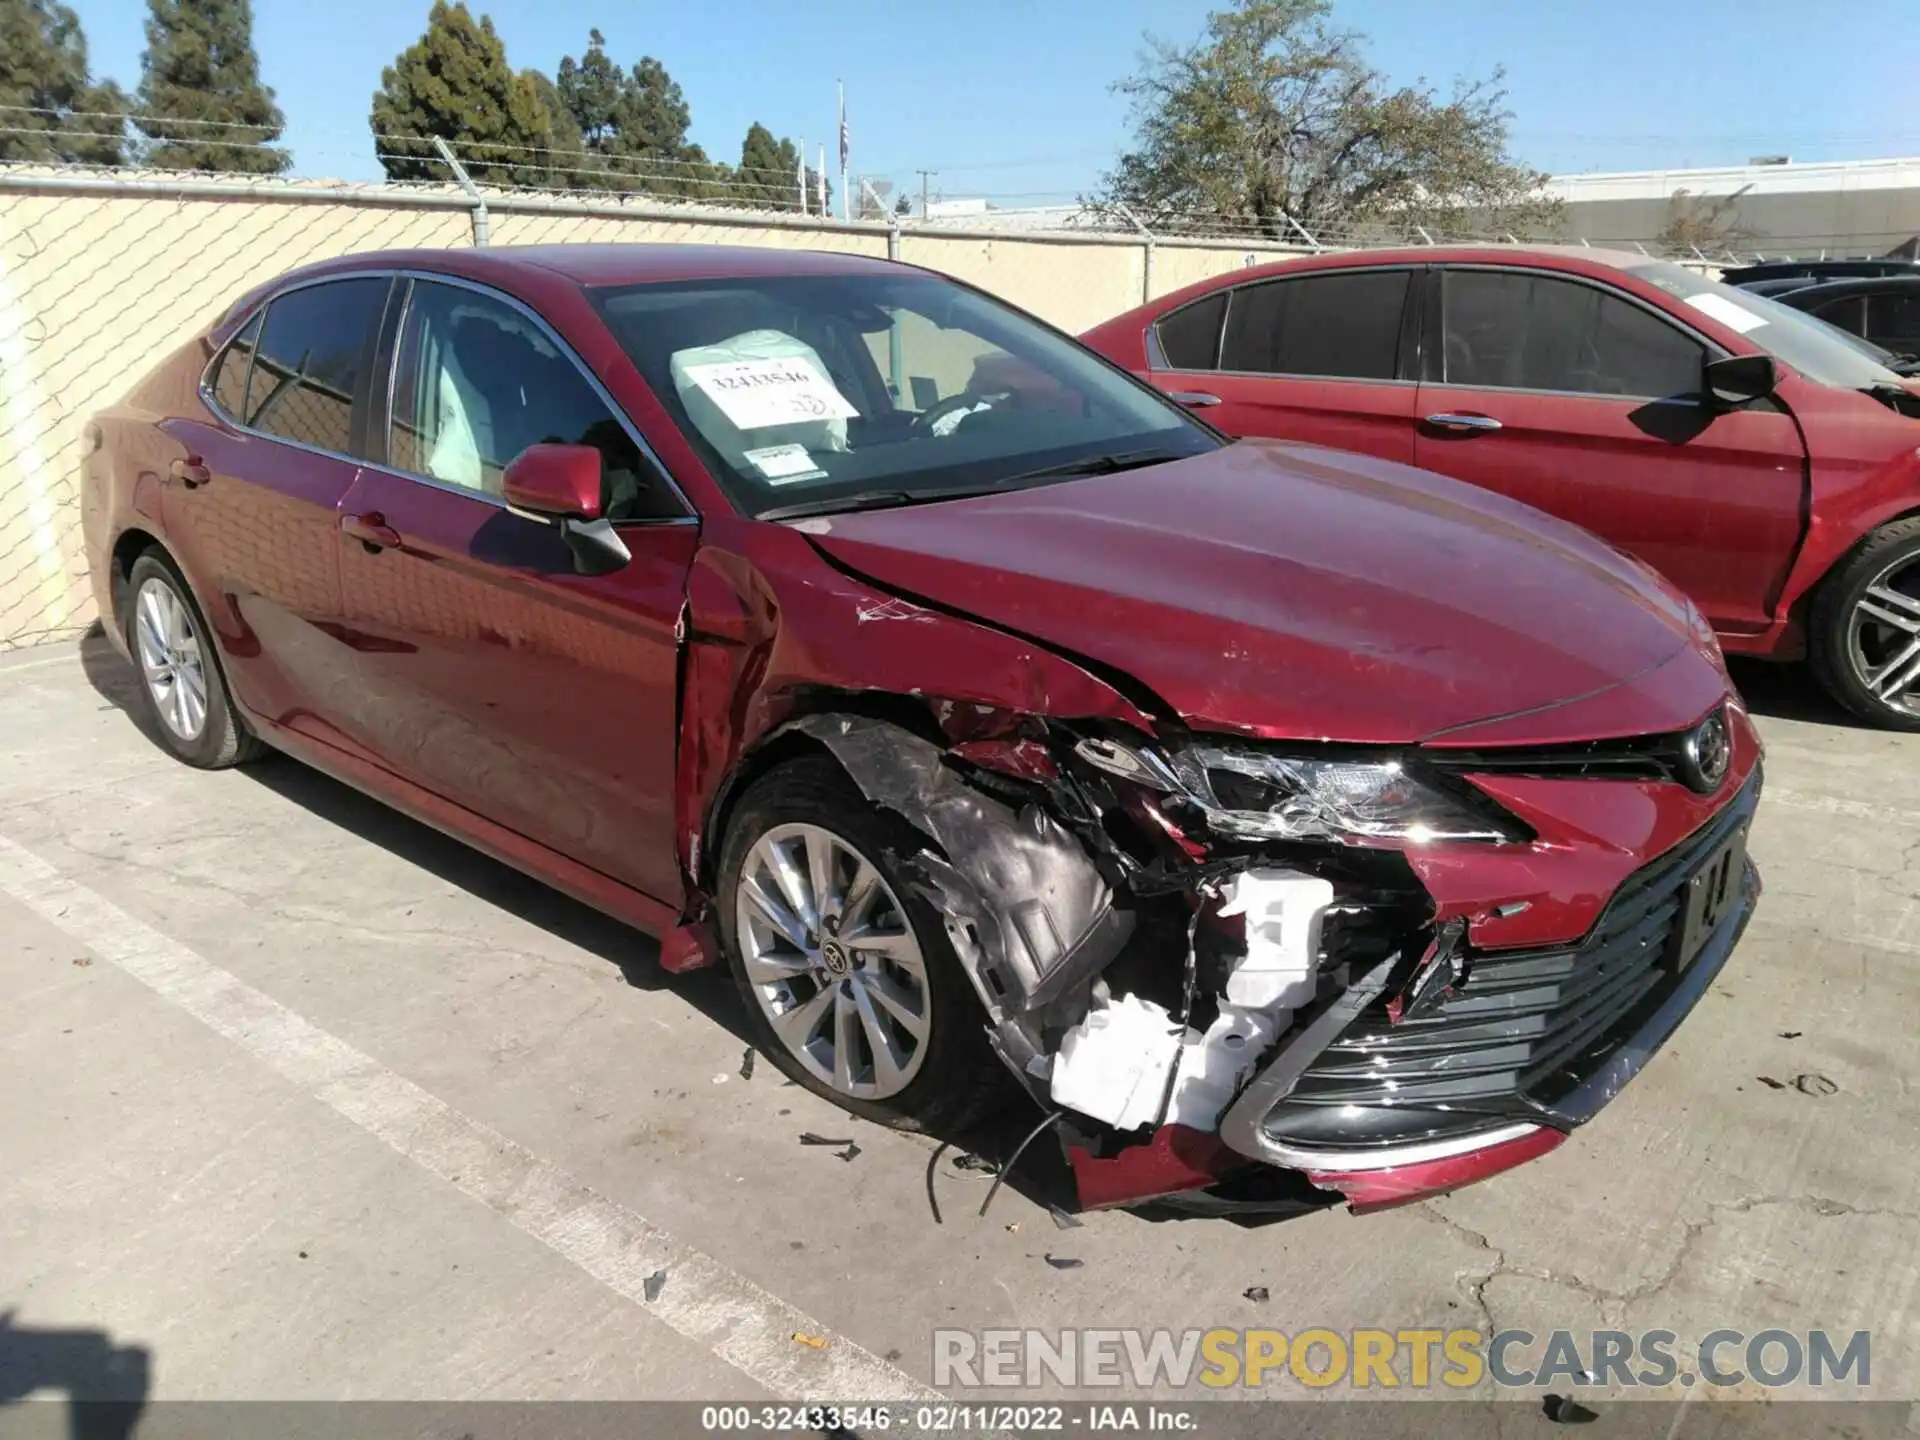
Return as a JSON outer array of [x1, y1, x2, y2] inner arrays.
[[1170, 747, 1523, 845]]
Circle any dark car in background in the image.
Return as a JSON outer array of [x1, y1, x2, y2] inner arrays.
[[1721, 257, 1920, 288], [1082, 246, 1920, 729], [81, 244, 1760, 1215], [1771, 275, 1920, 362]]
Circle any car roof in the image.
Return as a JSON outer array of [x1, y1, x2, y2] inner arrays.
[[263, 242, 901, 291], [1123, 243, 1665, 319], [1772, 273, 1920, 301]]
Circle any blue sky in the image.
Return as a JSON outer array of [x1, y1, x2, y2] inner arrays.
[[70, 0, 1916, 197]]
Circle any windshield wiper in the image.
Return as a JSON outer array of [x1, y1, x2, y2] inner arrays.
[[757, 449, 1190, 523], [992, 447, 1188, 486], [1862, 381, 1920, 416]]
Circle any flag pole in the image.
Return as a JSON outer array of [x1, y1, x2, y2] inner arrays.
[[797, 136, 808, 214], [837, 79, 849, 223]]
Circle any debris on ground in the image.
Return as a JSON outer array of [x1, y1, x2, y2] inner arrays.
[[1794, 1073, 1838, 1097], [643, 1269, 666, 1303], [800, 1133, 855, 1147], [740, 1047, 756, 1080], [1757, 1076, 1787, 1090], [836, 1143, 861, 1162], [1778, 1031, 1803, 1040], [71, 957, 92, 968], [1043, 1254, 1084, 1270], [952, 1152, 998, 1174], [1049, 1204, 1084, 1231], [1243, 1286, 1269, 1303], [792, 1331, 830, 1349], [710, 1074, 728, 1085], [1542, 1394, 1597, 1424], [1005, 1223, 1020, 1234]]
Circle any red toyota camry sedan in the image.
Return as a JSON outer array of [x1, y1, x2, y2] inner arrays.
[[83, 245, 1760, 1215], [1083, 246, 1920, 729]]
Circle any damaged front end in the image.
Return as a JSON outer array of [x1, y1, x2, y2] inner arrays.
[[771, 708, 1760, 1219]]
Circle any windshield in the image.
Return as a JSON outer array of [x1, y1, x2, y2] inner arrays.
[[591, 273, 1217, 518], [1626, 260, 1906, 390]]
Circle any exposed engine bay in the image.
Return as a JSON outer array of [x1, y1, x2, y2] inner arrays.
[[757, 712, 1521, 1215]]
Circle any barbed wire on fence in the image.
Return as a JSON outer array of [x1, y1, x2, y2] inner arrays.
[[15, 104, 1905, 257]]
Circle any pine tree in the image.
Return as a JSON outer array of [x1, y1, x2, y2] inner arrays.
[[134, 0, 287, 173], [0, 0, 128, 164], [521, 67, 585, 188], [735, 121, 799, 209], [370, 1, 552, 187], [556, 28, 623, 156], [555, 29, 704, 196]]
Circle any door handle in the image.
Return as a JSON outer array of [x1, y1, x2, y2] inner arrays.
[[341, 512, 401, 551], [1424, 412, 1503, 432], [168, 456, 211, 487], [1168, 391, 1223, 408]]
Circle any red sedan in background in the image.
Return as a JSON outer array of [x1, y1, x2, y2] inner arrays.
[[83, 245, 1758, 1215], [1083, 246, 1920, 729]]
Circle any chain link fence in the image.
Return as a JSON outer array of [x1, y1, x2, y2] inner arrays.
[[6, 118, 1873, 652]]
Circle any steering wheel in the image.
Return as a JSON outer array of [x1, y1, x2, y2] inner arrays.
[[910, 390, 994, 437]]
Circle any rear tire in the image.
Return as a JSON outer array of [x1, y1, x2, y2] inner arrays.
[[716, 754, 1008, 1133], [123, 551, 265, 768]]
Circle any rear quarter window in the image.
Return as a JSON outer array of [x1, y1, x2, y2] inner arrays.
[[1153, 292, 1228, 371]]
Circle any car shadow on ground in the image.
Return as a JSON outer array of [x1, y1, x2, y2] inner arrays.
[[1728, 657, 1861, 727], [78, 630, 1324, 1228]]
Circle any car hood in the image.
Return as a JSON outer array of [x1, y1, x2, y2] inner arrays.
[[802, 440, 1709, 745]]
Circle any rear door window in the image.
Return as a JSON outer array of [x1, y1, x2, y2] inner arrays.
[[1154, 292, 1228, 371], [245, 278, 391, 457], [1441, 270, 1703, 398], [1219, 270, 1409, 380]]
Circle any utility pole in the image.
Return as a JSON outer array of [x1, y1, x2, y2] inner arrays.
[[916, 169, 937, 219]]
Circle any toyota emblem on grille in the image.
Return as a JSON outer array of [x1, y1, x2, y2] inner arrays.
[[1680, 708, 1732, 793]]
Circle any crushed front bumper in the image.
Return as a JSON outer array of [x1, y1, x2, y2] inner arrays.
[[1209, 771, 1761, 1210]]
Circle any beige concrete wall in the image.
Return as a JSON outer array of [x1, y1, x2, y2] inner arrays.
[[0, 181, 1306, 648]]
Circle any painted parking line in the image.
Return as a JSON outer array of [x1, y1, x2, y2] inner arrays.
[[0, 830, 937, 1403]]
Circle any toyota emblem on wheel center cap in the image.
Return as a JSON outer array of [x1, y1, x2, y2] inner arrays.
[[1680, 707, 1732, 793], [820, 940, 852, 977]]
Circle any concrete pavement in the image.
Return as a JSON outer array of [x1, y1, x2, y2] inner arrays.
[[0, 636, 1916, 1418]]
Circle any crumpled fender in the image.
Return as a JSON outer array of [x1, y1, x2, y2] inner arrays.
[[672, 515, 1155, 942]]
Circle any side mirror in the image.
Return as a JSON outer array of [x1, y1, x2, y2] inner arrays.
[[1702, 353, 1777, 409], [502, 443, 630, 577], [503, 443, 603, 519]]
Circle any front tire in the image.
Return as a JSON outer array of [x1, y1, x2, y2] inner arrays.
[[716, 755, 1007, 1132], [123, 551, 264, 768], [1810, 517, 1920, 731]]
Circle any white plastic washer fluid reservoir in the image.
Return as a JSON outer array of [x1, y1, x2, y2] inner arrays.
[[1215, 868, 1334, 1010], [1047, 995, 1183, 1132]]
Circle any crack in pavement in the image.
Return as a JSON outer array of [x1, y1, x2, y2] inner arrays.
[[1419, 1190, 1920, 1332]]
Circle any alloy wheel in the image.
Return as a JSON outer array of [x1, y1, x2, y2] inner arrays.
[[734, 822, 932, 1101], [133, 577, 209, 742], [1846, 558, 1920, 717]]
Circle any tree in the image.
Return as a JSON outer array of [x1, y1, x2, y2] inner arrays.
[[0, 0, 128, 164], [733, 121, 803, 209], [370, 2, 552, 187], [522, 67, 585, 188], [1096, 0, 1558, 242], [554, 30, 702, 195], [1656, 185, 1759, 257], [134, 0, 286, 173], [555, 27, 623, 153]]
